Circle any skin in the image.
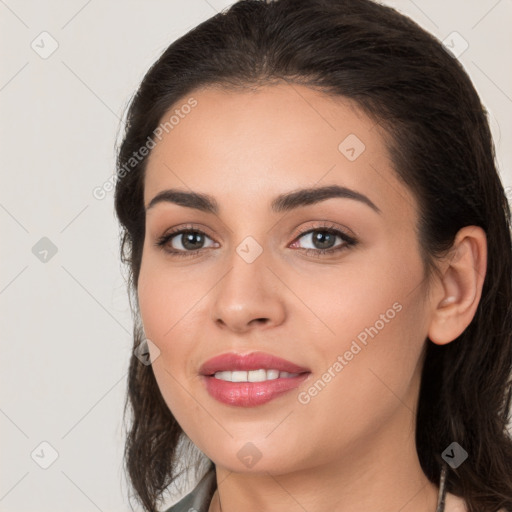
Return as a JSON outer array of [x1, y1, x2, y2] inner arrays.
[[137, 83, 486, 512]]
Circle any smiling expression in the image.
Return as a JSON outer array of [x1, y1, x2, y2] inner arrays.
[[137, 82, 432, 474]]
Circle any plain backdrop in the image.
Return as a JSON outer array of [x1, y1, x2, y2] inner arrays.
[[1, 1, 511, 511]]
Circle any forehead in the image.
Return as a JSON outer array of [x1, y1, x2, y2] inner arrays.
[[143, 83, 416, 220]]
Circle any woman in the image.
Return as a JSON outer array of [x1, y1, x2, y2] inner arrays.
[[114, 0, 512, 511]]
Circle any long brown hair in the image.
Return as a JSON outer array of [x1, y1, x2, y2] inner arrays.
[[114, 1, 512, 510]]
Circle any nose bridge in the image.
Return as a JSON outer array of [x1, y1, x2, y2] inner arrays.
[[220, 234, 271, 303], [210, 233, 285, 330]]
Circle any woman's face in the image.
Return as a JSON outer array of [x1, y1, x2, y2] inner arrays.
[[138, 83, 432, 474]]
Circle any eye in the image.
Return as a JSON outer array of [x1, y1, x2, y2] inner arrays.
[[155, 224, 218, 257], [290, 224, 357, 257]]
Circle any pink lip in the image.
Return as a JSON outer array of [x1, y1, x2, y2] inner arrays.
[[202, 373, 311, 407], [199, 351, 311, 407], [199, 351, 310, 375]]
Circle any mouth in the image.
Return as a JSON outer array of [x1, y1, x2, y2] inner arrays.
[[199, 351, 311, 407]]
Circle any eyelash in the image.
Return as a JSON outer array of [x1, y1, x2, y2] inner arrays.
[[154, 222, 358, 259]]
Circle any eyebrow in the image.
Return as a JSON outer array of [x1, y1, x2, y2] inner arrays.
[[145, 184, 381, 215]]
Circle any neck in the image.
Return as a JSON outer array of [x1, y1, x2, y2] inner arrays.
[[208, 409, 439, 512], [210, 461, 439, 512]]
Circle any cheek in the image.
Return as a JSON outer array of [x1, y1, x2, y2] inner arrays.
[[316, 240, 428, 391], [137, 269, 169, 343], [321, 242, 424, 341], [297, 290, 427, 452], [137, 253, 206, 341], [137, 258, 209, 396], [137, 266, 197, 419]]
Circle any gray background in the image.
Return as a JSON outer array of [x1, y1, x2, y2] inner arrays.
[[1, 1, 511, 511]]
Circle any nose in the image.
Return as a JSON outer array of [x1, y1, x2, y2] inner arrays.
[[210, 245, 286, 333]]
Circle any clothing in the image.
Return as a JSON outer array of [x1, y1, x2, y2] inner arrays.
[[164, 467, 217, 512], [163, 465, 471, 512]]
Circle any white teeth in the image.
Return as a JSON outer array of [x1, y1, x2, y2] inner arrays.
[[232, 371, 250, 382], [213, 369, 300, 382], [248, 369, 268, 382]]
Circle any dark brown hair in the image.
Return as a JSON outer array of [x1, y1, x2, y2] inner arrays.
[[114, 1, 512, 511]]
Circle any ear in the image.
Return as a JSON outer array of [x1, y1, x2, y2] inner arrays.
[[428, 226, 487, 345]]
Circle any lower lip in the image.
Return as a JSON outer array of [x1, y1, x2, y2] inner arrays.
[[202, 373, 311, 407]]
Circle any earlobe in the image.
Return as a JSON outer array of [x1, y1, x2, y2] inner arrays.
[[428, 226, 487, 345]]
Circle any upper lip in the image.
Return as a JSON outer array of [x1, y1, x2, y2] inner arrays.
[[199, 351, 311, 376]]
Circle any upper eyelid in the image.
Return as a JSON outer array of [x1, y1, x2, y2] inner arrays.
[[293, 222, 356, 240]]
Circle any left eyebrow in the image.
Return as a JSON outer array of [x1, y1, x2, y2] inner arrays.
[[271, 184, 381, 214], [145, 184, 381, 215]]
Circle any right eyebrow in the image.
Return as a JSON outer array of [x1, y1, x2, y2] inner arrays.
[[146, 189, 218, 214]]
